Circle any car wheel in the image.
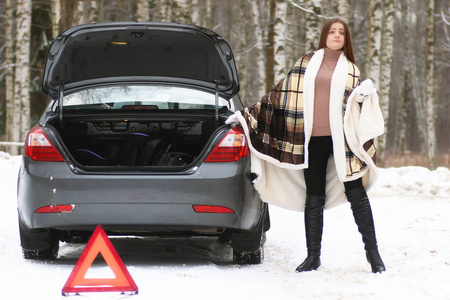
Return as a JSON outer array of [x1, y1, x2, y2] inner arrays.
[[233, 232, 265, 265], [233, 248, 263, 265], [231, 202, 268, 265], [22, 238, 59, 260], [19, 217, 59, 260]]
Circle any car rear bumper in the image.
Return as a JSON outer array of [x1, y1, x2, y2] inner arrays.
[[18, 156, 262, 233]]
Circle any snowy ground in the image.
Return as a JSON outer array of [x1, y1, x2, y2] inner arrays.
[[1, 152, 449, 300]]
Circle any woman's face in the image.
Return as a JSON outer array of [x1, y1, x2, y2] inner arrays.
[[326, 22, 345, 51]]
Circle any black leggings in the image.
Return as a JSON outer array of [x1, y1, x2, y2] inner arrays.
[[304, 136, 362, 196]]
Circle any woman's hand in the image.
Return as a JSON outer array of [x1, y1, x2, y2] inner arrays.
[[355, 79, 375, 103], [225, 113, 239, 124]]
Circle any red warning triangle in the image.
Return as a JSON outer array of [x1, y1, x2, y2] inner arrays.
[[62, 225, 138, 295]]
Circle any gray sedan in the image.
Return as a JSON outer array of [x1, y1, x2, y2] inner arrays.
[[17, 22, 269, 264]]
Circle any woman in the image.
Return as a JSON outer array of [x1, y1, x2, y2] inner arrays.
[[227, 18, 386, 273]]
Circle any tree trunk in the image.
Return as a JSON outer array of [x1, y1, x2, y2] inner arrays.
[[90, 1, 100, 23], [250, 0, 267, 97], [394, 72, 408, 155], [174, 0, 192, 23], [137, 0, 150, 21], [274, 0, 287, 82], [366, 0, 384, 163], [265, 0, 276, 92], [60, 0, 76, 32], [405, 3, 427, 153], [335, 0, 350, 21], [377, 0, 395, 165], [160, 0, 171, 22], [51, 0, 61, 39], [425, 0, 437, 169], [5, 0, 15, 144], [233, 0, 247, 101], [0, 0, 447, 165], [394, 3, 410, 156], [365, 0, 382, 88], [284, 2, 296, 67], [305, 1, 321, 53], [13, 0, 32, 153], [188, 0, 201, 25], [74, 1, 92, 25], [205, 0, 214, 30]]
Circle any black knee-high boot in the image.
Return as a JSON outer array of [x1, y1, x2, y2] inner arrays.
[[296, 195, 325, 272], [346, 186, 386, 273]]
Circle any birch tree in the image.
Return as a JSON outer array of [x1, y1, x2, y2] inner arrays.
[[0, 0, 447, 165], [234, 0, 248, 102], [334, 0, 350, 20], [365, 0, 382, 88], [393, 3, 408, 155], [394, 73, 409, 155], [377, 0, 395, 163], [51, 0, 61, 38], [12, 0, 32, 154], [159, 0, 172, 22], [137, 0, 150, 21], [365, 0, 384, 161], [204, 0, 214, 32], [274, 0, 287, 82], [404, 2, 427, 153], [425, 0, 437, 169], [5, 0, 15, 143], [89, 1, 99, 23], [284, 2, 298, 67], [165, 0, 191, 23], [250, 0, 267, 96], [305, 0, 322, 53], [74, 1, 93, 25], [53, 0, 97, 36], [189, 0, 202, 25], [265, 0, 276, 92]]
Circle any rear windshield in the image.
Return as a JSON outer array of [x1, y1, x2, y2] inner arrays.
[[63, 85, 233, 110]]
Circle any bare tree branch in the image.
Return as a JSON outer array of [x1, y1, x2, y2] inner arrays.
[[441, 10, 450, 26], [287, 0, 332, 19]]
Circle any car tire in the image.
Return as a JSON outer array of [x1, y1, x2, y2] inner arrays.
[[233, 232, 265, 265], [19, 217, 59, 260], [233, 248, 263, 265], [22, 238, 59, 260], [231, 203, 268, 265]]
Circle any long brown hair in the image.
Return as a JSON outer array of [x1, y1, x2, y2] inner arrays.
[[317, 18, 356, 64]]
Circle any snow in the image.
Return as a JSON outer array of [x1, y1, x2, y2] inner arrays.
[[1, 152, 449, 299]]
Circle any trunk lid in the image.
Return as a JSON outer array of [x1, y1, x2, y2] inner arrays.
[[41, 22, 239, 100]]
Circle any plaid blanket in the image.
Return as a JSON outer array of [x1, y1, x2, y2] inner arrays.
[[240, 54, 312, 165], [239, 51, 377, 181]]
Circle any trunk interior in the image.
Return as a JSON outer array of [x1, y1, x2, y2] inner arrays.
[[50, 115, 224, 168]]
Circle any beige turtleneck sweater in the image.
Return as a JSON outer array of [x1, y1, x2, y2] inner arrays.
[[312, 47, 342, 137]]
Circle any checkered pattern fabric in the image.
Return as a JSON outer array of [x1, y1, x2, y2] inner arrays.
[[240, 52, 377, 179]]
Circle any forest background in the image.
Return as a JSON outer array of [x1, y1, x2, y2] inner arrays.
[[0, 0, 449, 169]]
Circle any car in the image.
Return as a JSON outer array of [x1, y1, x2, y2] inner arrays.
[[17, 22, 269, 264]]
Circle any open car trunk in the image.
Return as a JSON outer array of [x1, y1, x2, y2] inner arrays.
[[38, 22, 243, 171], [50, 113, 225, 169], [41, 83, 239, 170]]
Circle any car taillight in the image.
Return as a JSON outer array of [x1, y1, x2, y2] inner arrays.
[[24, 126, 65, 161], [205, 127, 249, 162], [192, 205, 235, 214], [35, 205, 74, 213]]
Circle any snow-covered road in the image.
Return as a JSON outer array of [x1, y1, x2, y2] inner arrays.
[[1, 153, 449, 300]]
